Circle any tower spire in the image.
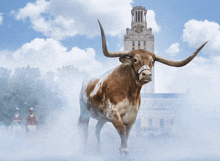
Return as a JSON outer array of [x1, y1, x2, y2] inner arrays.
[[124, 6, 155, 93]]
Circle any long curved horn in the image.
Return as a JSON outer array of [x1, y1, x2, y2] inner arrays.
[[155, 41, 208, 67], [98, 20, 130, 57]]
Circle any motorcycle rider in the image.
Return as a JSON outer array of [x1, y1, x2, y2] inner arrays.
[[26, 107, 39, 132], [11, 107, 22, 124]]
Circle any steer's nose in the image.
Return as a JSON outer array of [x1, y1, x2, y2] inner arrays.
[[141, 70, 152, 80]]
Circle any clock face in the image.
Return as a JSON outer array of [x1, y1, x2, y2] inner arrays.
[[135, 26, 143, 33], [137, 27, 142, 32]]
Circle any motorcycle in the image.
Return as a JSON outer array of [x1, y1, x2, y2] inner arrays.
[[10, 122, 23, 134]]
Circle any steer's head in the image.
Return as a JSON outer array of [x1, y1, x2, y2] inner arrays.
[[119, 50, 155, 84], [98, 20, 208, 85]]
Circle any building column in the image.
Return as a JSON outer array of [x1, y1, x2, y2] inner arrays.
[[145, 11, 146, 22]]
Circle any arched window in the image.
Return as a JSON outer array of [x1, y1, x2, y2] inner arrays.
[[136, 11, 137, 22], [132, 41, 135, 50], [141, 11, 143, 22]]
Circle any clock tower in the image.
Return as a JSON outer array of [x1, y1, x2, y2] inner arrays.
[[124, 6, 155, 93]]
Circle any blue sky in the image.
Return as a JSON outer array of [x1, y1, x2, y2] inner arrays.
[[0, 0, 220, 93], [1, 0, 219, 56]]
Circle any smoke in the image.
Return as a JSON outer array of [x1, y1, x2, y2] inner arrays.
[[153, 55, 220, 160], [0, 58, 120, 160], [1, 54, 220, 160]]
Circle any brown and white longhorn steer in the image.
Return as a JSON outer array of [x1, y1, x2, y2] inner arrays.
[[78, 20, 207, 155]]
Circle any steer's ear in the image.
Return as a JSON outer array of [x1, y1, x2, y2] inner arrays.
[[119, 56, 132, 65]]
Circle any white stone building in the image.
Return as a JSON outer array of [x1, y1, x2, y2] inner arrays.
[[136, 93, 182, 136], [125, 6, 182, 135], [124, 6, 154, 53], [124, 6, 155, 93]]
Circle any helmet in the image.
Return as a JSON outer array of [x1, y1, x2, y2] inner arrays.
[[15, 107, 20, 111], [29, 107, 34, 111]]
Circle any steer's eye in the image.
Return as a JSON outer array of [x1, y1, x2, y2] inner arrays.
[[151, 61, 154, 66], [134, 58, 138, 62]]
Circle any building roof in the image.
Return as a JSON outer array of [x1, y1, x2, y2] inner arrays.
[[132, 6, 147, 11]]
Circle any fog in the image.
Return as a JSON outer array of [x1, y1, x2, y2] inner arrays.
[[1, 56, 220, 161]]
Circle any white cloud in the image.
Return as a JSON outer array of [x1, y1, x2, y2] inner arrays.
[[0, 38, 102, 75], [13, 0, 133, 40], [146, 10, 161, 33], [165, 42, 180, 56], [182, 19, 220, 55], [117, 43, 124, 51], [13, 0, 160, 40], [0, 13, 3, 25], [155, 54, 220, 115], [154, 19, 220, 116]]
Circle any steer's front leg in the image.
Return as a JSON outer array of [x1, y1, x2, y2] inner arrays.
[[112, 114, 129, 156]]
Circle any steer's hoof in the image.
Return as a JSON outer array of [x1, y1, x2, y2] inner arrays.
[[119, 147, 129, 156]]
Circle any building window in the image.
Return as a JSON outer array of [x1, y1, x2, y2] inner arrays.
[[138, 11, 140, 22], [132, 41, 135, 50], [148, 119, 152, 126], [141, 11, 143, 22], [138, 41, 140, 49], [144, 41, 146, 50], [160, 119, 164, 127], [136, 11, 137, 22]]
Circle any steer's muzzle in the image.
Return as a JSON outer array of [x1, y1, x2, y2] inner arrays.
[[139, 70, 152, 84]]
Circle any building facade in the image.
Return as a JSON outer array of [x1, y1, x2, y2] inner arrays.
[[137, 93, 182, 136], [124, 6, 154, 53], [125, 6, 182, 135], [124, 6, 155, 93]]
